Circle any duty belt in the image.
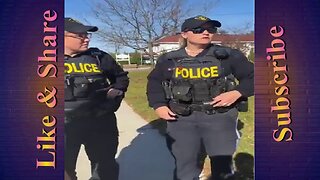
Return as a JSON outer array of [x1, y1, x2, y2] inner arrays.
[[189, 103, 216, 115], [191, 102, 234, 114], [169, 101, 234, 116]]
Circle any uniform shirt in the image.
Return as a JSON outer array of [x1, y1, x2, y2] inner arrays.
[[146, 44, 254, 110]]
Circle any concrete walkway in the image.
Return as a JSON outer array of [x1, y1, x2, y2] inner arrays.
[[75, 101, 175, 180]]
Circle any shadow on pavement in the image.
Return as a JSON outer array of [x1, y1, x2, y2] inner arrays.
[[117, 119, 175, 180], [234, 118, 254, 180], [234, 152, 254, 180]]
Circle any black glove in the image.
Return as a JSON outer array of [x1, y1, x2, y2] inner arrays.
[[107, 88, 123, 99]]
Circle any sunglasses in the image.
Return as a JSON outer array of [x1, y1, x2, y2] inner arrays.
[[186, 27, 217, 34]]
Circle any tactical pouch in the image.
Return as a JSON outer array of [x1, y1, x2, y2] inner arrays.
[[73, 77, 91, 98], [73, 75, 108, 98], [210, 78, 225, 97], [162, 81, 173, 100], [87, 76, 107, 91], [65, 85, 75, 101], [65, 76, 75, 101], [225, 75, 237, 91], [169, 101, 191, 116], [172, 82, 192, 102], [192, 80, 211, 102]]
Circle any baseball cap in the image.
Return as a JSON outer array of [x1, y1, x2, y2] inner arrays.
[[181, 15, 221, 32], [65, 18, 98, 33]]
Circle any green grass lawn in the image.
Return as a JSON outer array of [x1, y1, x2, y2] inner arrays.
[[124, 69, 254, 175], [124, 69, 159, 121]]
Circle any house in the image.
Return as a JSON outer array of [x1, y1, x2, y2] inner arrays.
[[152, 33, 254, 57]]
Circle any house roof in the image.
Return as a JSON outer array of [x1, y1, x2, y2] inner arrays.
[[155, 33, 254, 43]]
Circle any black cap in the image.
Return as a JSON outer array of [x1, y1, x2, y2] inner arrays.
[[181, 15, 221, 32], [65, 18, 98, 33]]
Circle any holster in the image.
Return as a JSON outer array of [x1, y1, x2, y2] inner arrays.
[[235, 97, 248, 112], [168, 101, 191, 116]]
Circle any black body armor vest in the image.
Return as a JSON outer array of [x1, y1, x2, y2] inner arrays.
[[162, 46, 240, 115], [168, 46, 232, 103], [64, 50, 109, 111]]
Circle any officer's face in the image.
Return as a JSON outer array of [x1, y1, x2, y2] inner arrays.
[[64, 31, 91, 55], [181, 24, 215, 46]]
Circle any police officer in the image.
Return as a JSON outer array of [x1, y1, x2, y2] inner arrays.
[[147, 15, 253, 180], [64, 18, 129, 180]]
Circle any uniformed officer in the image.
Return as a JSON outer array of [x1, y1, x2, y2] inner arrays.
[[147, 15, 253, 180], [64, 18, 129, 180]]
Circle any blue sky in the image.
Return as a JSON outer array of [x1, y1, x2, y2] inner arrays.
[[65, 0, 254, 52], [207, 0, 254, 31]]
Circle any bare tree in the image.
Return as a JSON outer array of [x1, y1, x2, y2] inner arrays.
[[88, 0, 219, 64], [88, 0, 182, 64], [219, 22, 254, 56]]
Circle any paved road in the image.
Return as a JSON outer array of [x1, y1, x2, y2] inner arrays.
[[75, 101, 175, 180]]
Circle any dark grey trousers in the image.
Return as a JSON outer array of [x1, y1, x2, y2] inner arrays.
[[166, 108, 240, 180], [64, 113, 119, 180]]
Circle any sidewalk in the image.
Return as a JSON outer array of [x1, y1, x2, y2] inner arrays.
[[75, 101, 175, 180]]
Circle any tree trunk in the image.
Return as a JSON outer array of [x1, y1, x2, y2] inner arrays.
[[147, 42, 155, 66]]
